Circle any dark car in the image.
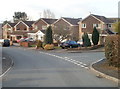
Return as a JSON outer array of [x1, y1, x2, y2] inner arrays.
[[60, 40, 80, 49], [3, 39, 10, 47]]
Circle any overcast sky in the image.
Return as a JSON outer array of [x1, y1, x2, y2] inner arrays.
[[0, 0, 119, 22]]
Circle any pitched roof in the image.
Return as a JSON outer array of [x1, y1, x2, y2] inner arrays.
[[8, 23, 16, 27], [41, 18, 58, 24], [40, 30, 46, 34], [108, 18, 118, 23], [91, 14, 114, 23], [62, 17, 81, 25], [23, 21, 35, 27]]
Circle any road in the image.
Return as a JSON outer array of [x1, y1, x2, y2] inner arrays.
[[2, 47, 118, 87]]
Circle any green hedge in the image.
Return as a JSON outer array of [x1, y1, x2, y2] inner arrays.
[[105, 35, 120, 67]]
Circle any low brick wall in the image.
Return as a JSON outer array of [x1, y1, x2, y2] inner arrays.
[[20, 42, 29, 47], [20, 41, 37, 47]]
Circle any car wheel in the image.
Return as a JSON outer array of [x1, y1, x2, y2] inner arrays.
[[61, 47, 65, 49], [70, 46, 72, 48]]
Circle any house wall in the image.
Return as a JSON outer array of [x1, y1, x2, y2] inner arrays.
[[2, 24, 13, 39], [33, 20, 48, 30], [70, 26, 79, 41], [80, 16, 101, 33], [53, 19, 79, 41], [15, 22, 28, 31]]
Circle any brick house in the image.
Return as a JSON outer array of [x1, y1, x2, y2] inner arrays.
[[53, 17, 81, 41], [2, 21, 35, 41], [2, 22, 16, 40], [32, 18, 58, 30], [27, 18, 58, 41], [79, 14, 117, 44]]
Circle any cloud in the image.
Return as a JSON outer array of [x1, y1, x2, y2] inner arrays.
[[0, 0, 119, 22]]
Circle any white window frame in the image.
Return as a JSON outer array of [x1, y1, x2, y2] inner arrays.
[[35, 25, 38, 30], [93, 24, 101, 28], [42, 25, 47, 30], [108, 24, 112, 28], [82, 24, 86, 28]]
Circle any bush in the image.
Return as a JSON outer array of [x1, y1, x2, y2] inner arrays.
[[113, 21, 120, 34], [36, 40, 43, 49], [105, 35, 120, 67], [44, 44, 54, 50], [92, 27, 99, 45], [82, 32, 91, 47]]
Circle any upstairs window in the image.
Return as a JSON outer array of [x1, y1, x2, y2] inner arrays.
[[17, 28, 20, 30], [93, 24, 101, 28], [24, 28, 27, 30], [108, 24, 112, 28], [42, 25, 47, 30], [82, 24, 86, 28], [35, 26, 38, 30]]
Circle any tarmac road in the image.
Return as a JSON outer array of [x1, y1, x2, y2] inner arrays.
[[2, 47, 118, 87]]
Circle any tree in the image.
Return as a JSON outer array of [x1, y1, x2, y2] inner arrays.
[[43, 9, 55, 19], [13, 12, 28, 22], [113, 21, 120, 35], [44, 26, 53, 44], [53, 25, 71, 41], [2, 20, 11, 25], [82, 32, 91, 47], [92, 27, 100, 45]]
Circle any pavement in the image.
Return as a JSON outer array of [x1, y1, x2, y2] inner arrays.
[[1, 52, 14, 77], [91, 58, 119, 83], [2, 47, 118, 87]]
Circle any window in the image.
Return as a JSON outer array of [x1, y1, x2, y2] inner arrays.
[[82, 24, 86, 28], [35, 26, 38, 30], [16, 36, 22, 39], [17, 28, 20, 30], [93, 24, 101, 28], [24, 28, 27, 30], [8, 28, 11, 31], [108, 24, 112, 28], [42, 25, 47, 30]]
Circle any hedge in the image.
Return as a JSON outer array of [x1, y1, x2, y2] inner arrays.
[[105, 35, 120, 67]]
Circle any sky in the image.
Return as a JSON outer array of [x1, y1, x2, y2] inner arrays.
[[0, 0, 119, 23]]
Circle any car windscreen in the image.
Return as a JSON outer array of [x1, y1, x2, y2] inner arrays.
[[69, 41, 77, 44]]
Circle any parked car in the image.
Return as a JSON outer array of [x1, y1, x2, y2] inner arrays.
[[60, 40, 80, 49], [17, 38, 25, 43], [3, 39, 10, 47], [77, 39, 83, 46], [24, 38, 35, 42]]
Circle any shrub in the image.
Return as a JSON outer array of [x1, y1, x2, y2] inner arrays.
[[82, 32, 91, 47], [113, 21, 120, 34], [105, 35, 120, 67], [44, 26, 53, 44], [36, 40, 43, 49], [44, 44, 54, 50], [92, 27, 99, 45]]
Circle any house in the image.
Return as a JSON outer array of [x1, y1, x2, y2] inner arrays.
[[2, 22, 16, 40], [0, 24, 2, 39], [79, 14, 117, 44], [32, 18, 58, 31], [27, 30, 45, 41], [53, 17, 81, 41], [2, 21, 35, 41], [27, 18, 58, 41]]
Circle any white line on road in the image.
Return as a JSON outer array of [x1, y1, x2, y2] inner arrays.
[[39, 51, 89, 69]]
